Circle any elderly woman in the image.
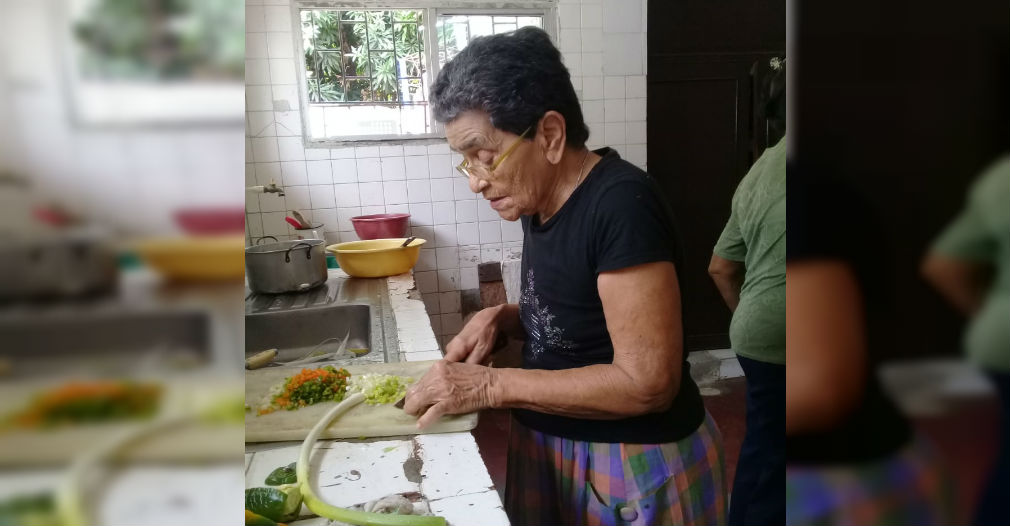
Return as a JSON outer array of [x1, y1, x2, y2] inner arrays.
[[402, 27, 726, 525]]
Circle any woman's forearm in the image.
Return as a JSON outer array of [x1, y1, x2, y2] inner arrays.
[[711, 272, 743, 312], [786, 365, 860, 434], [709, 255, 745, 312], [921, 254, 989, 316], [786, 260, 867, 435], [489, 363, 678, 419]]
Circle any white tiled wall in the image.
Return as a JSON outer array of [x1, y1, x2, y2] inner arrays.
[[245, 0, 648, 347]]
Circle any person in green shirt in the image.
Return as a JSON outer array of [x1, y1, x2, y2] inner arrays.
[[709, 60, 786, 525], [711, 136, 787, 367], [709, 134, 785, 526], [921, 154, 1009, 526]]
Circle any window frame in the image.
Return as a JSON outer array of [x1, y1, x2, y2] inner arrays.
[[61, 0, 245, 128], [290, 0, 557, 147]]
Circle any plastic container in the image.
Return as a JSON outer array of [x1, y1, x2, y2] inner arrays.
[[135, 235, 245, 281], [326, 238, 425, 278], [173, 207, 246, 235], [294, 223, 323, 240], [350, 213, 409, 240]]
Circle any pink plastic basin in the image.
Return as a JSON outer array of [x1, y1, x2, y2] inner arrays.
[[174, 207, 246, 235], [350, 213, 410, 240]]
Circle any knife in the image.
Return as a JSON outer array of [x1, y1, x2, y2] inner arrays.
[[291, 210, 311, 229], [395, 333, 509, 410]]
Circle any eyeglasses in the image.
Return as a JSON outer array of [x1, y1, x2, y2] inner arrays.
[[455, 126, 531, 180]]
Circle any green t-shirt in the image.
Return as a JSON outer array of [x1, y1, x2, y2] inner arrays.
[[931, 155, 1010, 372], [713, 137, 786, 364]]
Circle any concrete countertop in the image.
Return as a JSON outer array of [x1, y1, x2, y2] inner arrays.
[[244, 269, 509, 526], [0, 268, 507, 525], [0, 267, 246, 525]]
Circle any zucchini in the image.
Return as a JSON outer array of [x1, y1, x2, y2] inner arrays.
[[245, 485, 301, 522], [265, 463, 297, 486], [0, 493, 58, 526]]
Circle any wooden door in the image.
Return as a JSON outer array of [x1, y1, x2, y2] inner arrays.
[[647, 1, 785, 351]]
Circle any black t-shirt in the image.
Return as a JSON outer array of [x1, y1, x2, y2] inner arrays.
[[513, 148, 705, 444], [786, 169, 912, 464]]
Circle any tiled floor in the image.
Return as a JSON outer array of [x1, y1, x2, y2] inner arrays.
[[701, 377, 748, 489], [914, 396, 1000, 523]]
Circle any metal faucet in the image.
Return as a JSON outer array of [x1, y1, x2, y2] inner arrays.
[[263, 182, 284, 195], [247, 181, 285, 197]]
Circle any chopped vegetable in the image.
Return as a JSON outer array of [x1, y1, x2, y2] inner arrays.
[[245, 509, 286, 526], [258, 366, 350, 415], [245, 486, 302, 523], [265, 463, 297, 486], [0, 493, 58, 526], [3, 381, 161, 429], [198, 393, 246, 424], [296, 392, 446, 526], [347, 374, 414, 405]]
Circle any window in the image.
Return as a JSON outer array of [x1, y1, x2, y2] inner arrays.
[[437, 14, 544, 66], [294, 3, 552, 144], [67, 0, 244, 125], [300, 9, 428, 139]]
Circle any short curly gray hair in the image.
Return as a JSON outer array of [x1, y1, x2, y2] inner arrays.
[[430, 27, 589, 147]]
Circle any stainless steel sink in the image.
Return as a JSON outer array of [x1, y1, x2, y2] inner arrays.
[[0, 306, 210, 378], [246, 304, 373, 362], [244, 274, 398, 365]]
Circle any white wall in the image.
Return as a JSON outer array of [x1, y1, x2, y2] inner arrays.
[[245, 0, 648, 347]]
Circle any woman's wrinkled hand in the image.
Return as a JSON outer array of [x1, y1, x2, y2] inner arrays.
[[402, 360, 499, 429], [444, 306, 501, 364]]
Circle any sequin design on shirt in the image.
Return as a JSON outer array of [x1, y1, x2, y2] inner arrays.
[[520, 269, 576, 358]]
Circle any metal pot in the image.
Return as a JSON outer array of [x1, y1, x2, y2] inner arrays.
[[245, 239, 327, 294], [0, 230, 118, 300]]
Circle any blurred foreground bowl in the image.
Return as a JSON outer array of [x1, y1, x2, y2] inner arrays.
[[174, 207, 246, 235], [135, 235, 245, 281]]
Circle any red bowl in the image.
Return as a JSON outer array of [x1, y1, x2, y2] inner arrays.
[[174, 207, 246, 235], [351, 213, 410, 240]]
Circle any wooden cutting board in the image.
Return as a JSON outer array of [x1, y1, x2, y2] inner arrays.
[[245, 360, 478, 442], [0, 375, 244, 466]]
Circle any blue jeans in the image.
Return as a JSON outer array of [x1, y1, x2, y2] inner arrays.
[[730, 354, 785, 526], [974, 371, 1009, 526]]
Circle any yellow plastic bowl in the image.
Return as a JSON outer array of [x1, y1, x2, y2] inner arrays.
[[326, 238, 426, 278], [134, 235, 246, 281]]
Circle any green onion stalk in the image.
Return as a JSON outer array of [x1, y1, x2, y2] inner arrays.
[[56, 395, 245, 525], [297, 392, 446, 526]]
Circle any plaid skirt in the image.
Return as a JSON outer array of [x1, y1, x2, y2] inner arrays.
[[504, 411, 727, 526], [786, 435, 954, 526]]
